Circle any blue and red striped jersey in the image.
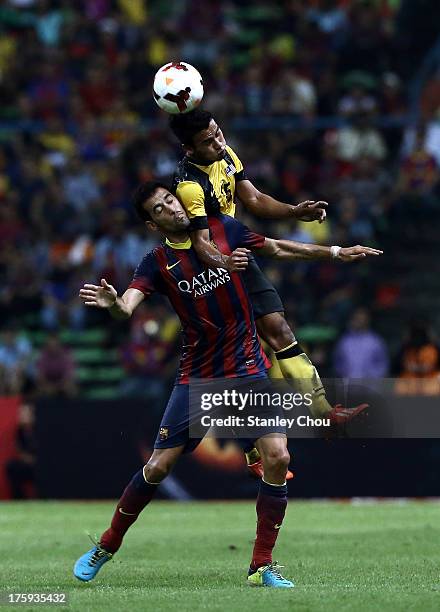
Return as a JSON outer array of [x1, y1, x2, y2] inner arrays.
[[129, 214, 270, 383]]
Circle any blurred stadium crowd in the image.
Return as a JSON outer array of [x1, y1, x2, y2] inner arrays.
[[0, 0, 440, 399]]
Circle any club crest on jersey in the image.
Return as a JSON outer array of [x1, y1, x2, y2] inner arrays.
[[225, 164, 236, 176], [159, 427, 169, 440], [177, 267, 231, 298]]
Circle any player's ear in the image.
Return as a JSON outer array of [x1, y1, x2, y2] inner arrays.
[[183, 143, 194, 156], [145, 220, 159, 232]]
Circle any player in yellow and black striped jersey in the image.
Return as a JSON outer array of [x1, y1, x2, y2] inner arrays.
[[172, 143, 244, 225], [169, 109, 369, 476]]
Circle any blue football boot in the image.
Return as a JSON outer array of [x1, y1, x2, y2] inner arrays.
[[74, 538, 113, 582], [247, 561, 294, 588]]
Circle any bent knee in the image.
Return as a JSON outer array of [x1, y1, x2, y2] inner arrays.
[[277, 449, 291, 471], [144, 459, 172, 483], [257, 314, 295, 351], [264, 448, 290, 471]]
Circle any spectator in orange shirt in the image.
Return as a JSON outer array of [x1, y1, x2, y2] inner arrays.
[[394, 322, 440, 395]]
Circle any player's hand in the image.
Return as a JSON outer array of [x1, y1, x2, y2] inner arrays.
[[79, 278, 118, 308], [226, 248, 251, 272], [293, 200, 328, 223], [338, 246, 383, 261]]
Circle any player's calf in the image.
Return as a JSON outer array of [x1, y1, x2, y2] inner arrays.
[[248, 475, 292, 586], [73, 447, 184, 581]]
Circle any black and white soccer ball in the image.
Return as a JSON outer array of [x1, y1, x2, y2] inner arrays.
[[153, 62, 204, 114]]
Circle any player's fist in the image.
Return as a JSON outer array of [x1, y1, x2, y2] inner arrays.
[[293, 200, 328, 223], [338, 245, 383, 261], [79, 278, 118, 308], [226, 248, 250, 272]]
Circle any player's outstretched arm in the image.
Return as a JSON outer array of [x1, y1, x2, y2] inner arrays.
[[257, 238, 383, 261], [236, 179, 327, 222], [79, 279, 145, 319]]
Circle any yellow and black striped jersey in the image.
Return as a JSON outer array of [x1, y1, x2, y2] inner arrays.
[[172, 145, 246, 230]]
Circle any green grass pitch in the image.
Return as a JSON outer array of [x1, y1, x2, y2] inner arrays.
[[1, 500, 440, 611]]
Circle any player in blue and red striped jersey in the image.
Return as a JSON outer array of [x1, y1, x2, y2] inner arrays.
[[128, 215, 269, 383], [74, 182, 381, 588]]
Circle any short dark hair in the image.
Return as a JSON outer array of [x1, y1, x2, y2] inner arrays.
[[132, 181, 169, 222], [169, 109, 213, 146]]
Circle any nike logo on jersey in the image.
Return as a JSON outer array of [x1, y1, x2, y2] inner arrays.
[[166, 260, 181, 270], [274, 523, 282, 529]]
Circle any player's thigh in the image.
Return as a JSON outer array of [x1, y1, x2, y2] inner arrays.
[[256, 312, 296, 350], [255, 433, 290, 467]]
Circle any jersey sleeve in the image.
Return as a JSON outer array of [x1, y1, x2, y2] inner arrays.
[[226, 146, 246, 182], [224, 216, 265, 250], [128, 253, 157, 297], [175, 180, 208, 230]]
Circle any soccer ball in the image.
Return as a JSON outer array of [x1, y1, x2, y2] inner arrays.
[[153, 62, 204, 114]]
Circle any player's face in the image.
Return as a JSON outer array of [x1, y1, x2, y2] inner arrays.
[[190, 119, 226, 163], [145, 188, 190, 233]]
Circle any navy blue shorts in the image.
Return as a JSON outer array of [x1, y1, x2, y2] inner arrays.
[[154, 379, 286, 454], [244, 257, 284, 320]]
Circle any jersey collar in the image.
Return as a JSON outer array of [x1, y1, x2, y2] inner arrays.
[[186, 154, 214, 168], [165, 237, 192, 250]]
